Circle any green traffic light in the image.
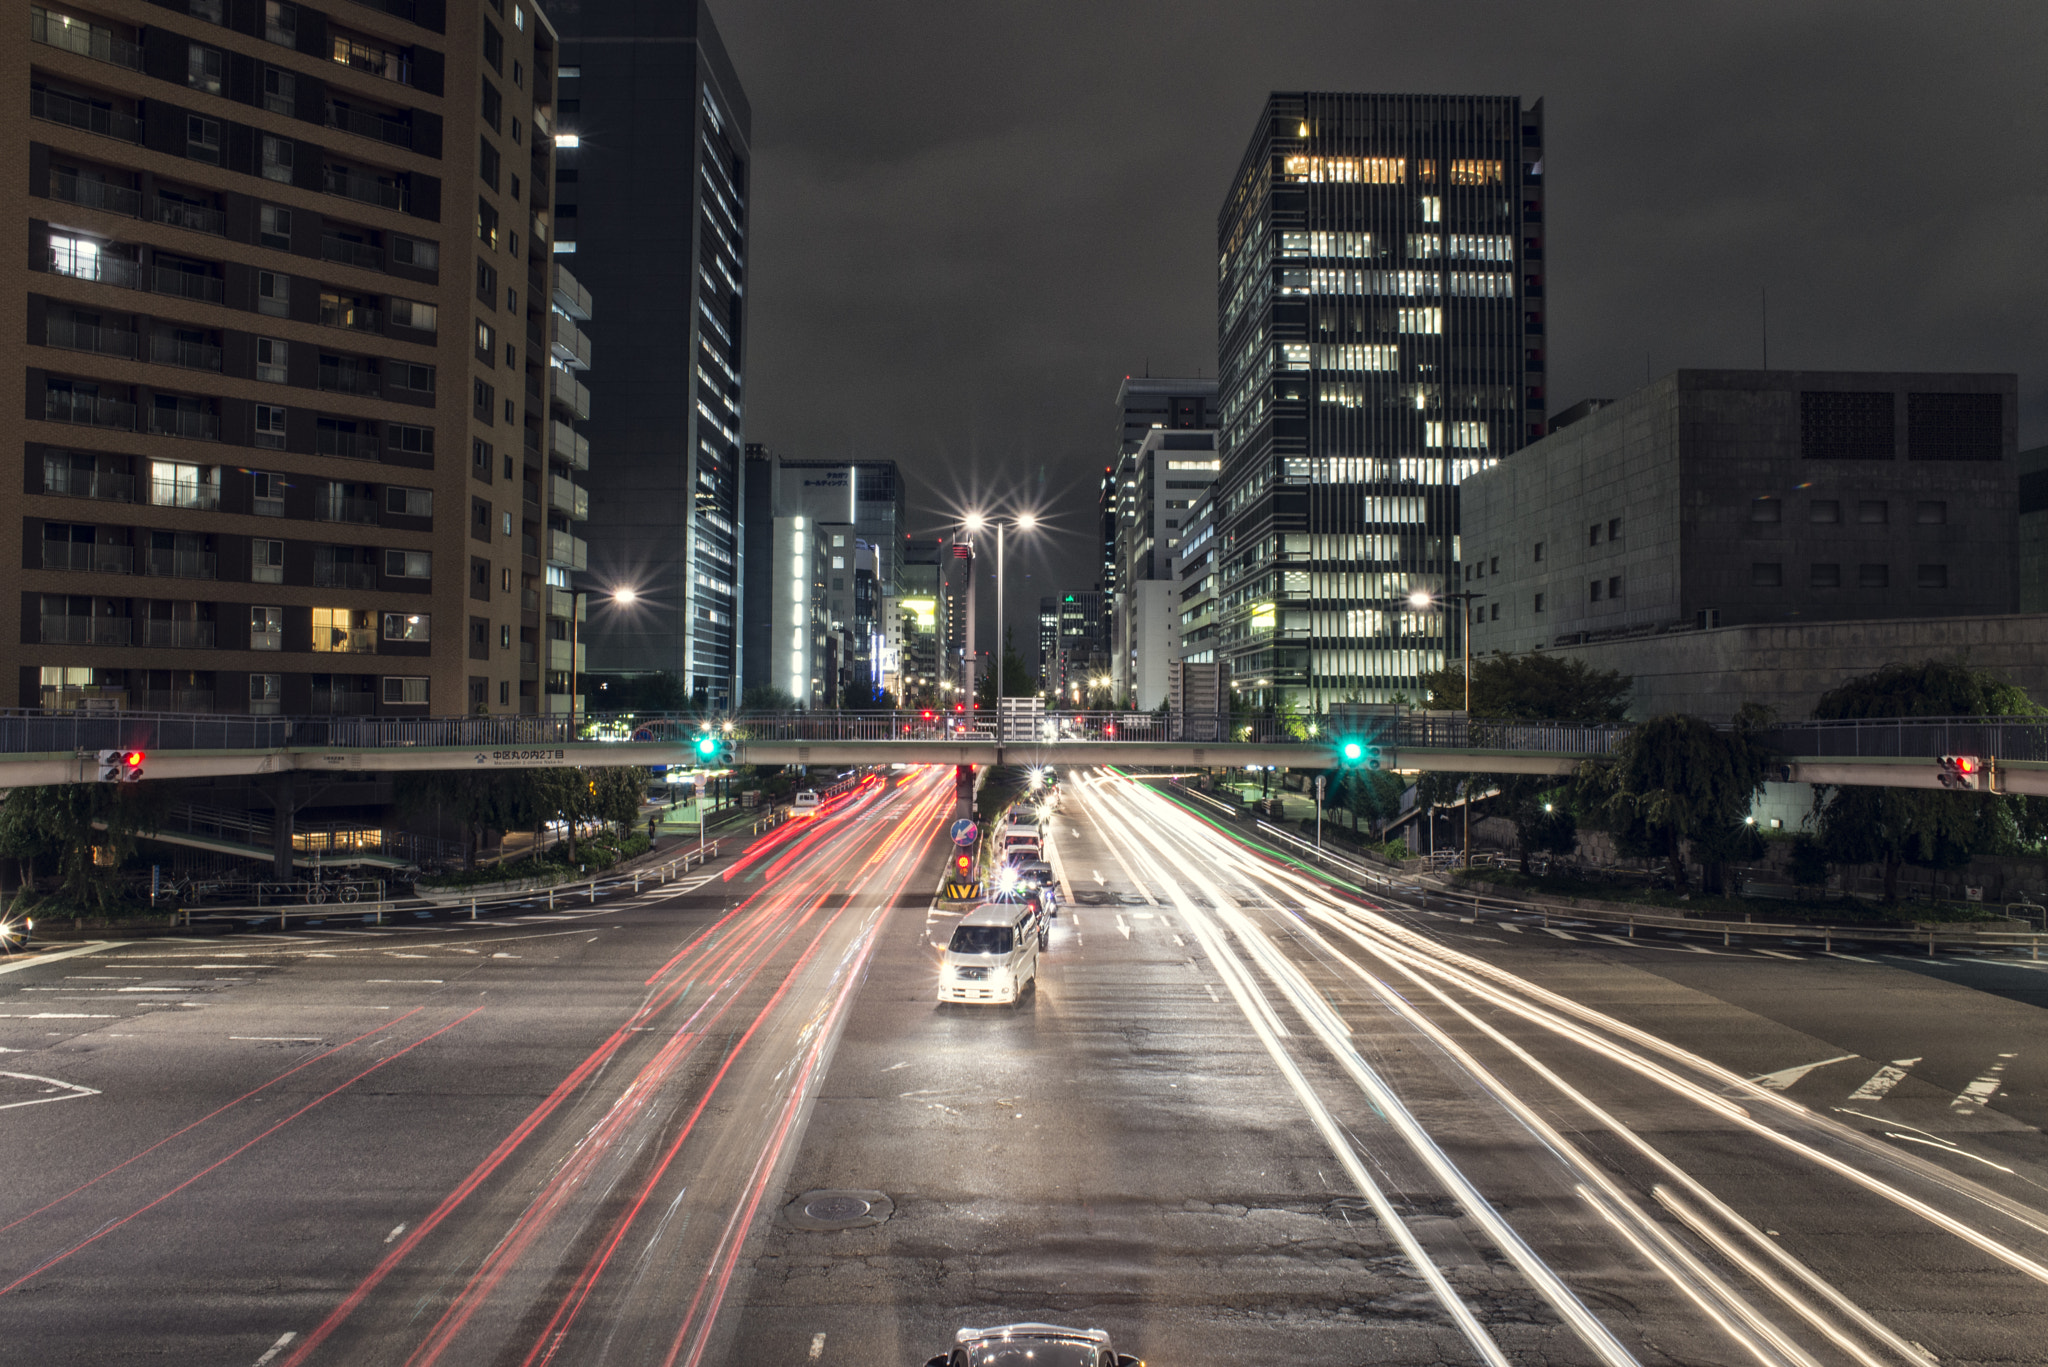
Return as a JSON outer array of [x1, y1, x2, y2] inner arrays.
[[696, 735, 716, 757], [1340, 740, 1364, 763]]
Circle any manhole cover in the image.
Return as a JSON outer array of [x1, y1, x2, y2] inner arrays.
[[785, 1189, 893, 1231]]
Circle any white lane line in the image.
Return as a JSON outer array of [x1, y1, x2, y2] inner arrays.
[[1541, 927, 1579, 941], [1953, 1054, 2018, 1113], [1750, 1055, 1857, 1091], [0, 1071, 102, 1110], [0, 1013, 115, 1019], [1204, 984, 1220, 1003], [229, 1036, 323, 1042], [808, 1332, 826, 1360], [1500, 923, 1525, 934], [1823, 952, 1881, 963], [1753, 949, 1802, 960], [252, 1331, 298, 1366], [1114, 914, 1131, 940], [384, 1223, 408, 1244], [1847, 1058, 1921, 1102], [0, 941, 128, 976], [363, 979, 443, 984]]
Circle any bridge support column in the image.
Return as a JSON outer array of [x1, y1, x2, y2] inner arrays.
[[270, 771, 296, 883]]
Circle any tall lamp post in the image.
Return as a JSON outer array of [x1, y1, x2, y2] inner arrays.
[[962, 510, 1037, 736], [568, 585, 638, 729], [1408, 587, 1484, 869]]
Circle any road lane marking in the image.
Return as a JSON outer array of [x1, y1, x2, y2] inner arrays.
[[1823, 952, 1880, 963], [364, 980, 443, 984], [1847, 1058, 1921, 1102], [1541, 927, 1578, 940], [1114, 914, 1131, 939], [0, 942, 127, 976], [252, 1331, 297, 1366], [384, 1224, 407, 1244], [0, 1071, 102, 1110], [0, 1013, 114, 1019], [1952, 1054, 2017, 1113], [809, 1332, 826, 1360], [1754, 949, 1801, 960], [230, 1037, 323, 1043], [1750, 1055, 1857, 1091]]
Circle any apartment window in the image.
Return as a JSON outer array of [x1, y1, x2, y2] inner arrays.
[[472, 497, 491, 542], [391, 236, 437, 270], [258, 204, 293, 249], [261, 66, 295, 115], [481, 80, 501, 132], [256, 270, 290, 317], [390, 299, 436, 333], [1607, 517, 1621, 540], [151, 460, 216, 509], [1607, 575, 1622, 598], [1420, 195, 1442, 223], [468, 616, 489, 659], [264, 0, 297, 46], [504, 342, 517, 369], [252, 471, 287, 515], [313, 606, 374, 653], [475, 319, 496, 361], [188, 44, 225, 95], [1916, 501, 1947, 525], [383, 676, 429, 704], [513, 3, 524, 30], [472, 438, 493, 482], [476, 259, 498, 305], [512, 59, 522, 88], [501, 511, 512, 536], [1533, 592, 1545, 613], [390, 362, 435, 395], [255, 337, 289, 383], [470, 556, 490, 601], [1589, 580, 1602, 602], [385, 548, 431, 578], [254, 404, 287, 448], [49, 232, 104, 280], [479, 138, 500, 191], [473, 379, 495, 422], [469, 672, 487, 702], [1917, 564, 1948, 589], [482, 20, 503, 72], [1489, 556, 1499, 576], [510, 117, 522, 146], [387, 423, 433, 457], [1532, 541, 1544, 563], [1809, 499, 1839, 524], [186, 116, 222, 164], [250, 673, 281, 713], [250, 606, 282, 650], [1752, 562, 1783, 588], [502, 398, 514, 424], [1750, 497, 1780, 522], [477, 198, 498, 249], [255, 135, 294, 184], [500, 567, 511, 591], [382, 612, 429, 642], [253, 539, 285, 583], [1858, 500, 1888, 525], [1489, 602, 1500, 621], [499, 623, 512, 648], [1859, 563, 1889, 589], [385, 486, 432, 517], [1810, 563, 1841, 588]]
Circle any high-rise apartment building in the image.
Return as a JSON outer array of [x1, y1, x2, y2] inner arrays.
[[552, 0, 746, 709], [1214, 92, 1544, 709], [898, 536, 943, 705], [1112, 426, 1217, 705], [14, 0, 568, 716], [940, 535, 974, 700], [1108, 376, 1212, 695]]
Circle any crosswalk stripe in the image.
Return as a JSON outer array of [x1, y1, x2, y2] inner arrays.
[[1848, 1057, 1921, 1101]]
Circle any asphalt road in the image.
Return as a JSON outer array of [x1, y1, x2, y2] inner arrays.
[[3, 763, 2046, 1366]]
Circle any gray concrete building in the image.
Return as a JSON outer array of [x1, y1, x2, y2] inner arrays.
[[1108, 377, 1214, 691], [2020, 443, 2048, 613], [1111, 426, 1217, 701], [1461, 370, 2018, 661]]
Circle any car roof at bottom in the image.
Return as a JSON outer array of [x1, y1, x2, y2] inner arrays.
[[956, 901, 1033, 926]]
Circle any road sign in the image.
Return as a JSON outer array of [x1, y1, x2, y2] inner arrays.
[[950, 818, 979, 847]]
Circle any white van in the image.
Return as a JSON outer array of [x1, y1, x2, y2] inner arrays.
[[999, 828, 1042, 863], [792, 789, 820, 814], [938, 901, 1040, 1004], [1004, 805, 1039, 831]]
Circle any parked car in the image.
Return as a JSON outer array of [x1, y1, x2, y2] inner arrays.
[[924, 1323, 1141, 1367]]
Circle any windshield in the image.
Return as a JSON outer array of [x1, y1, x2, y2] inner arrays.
[[949, 925, 1014, 955], [971, 1343, 1104, 1367]]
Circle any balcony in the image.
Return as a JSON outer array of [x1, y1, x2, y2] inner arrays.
[[44, 463, 134, 501], [150, 478, 221, 511], [552, 261, 592, 320], [318, 362, 380, 396], [316, 496, 380, 525], [142, 619, 217, 648], [331, 36, 412, 86], [148, 333, 224, 371], [547, 639, 584, 673], [548, 475, 588, 521], [144, 547, 218, 579], [151, 267, 225, 304], [320, 235, 384, 271], [545, 530, 587, 571], [31, 10, 143, 68], [545, 587, 586, 621], [44, 316, 139, 359], [32, 88, 141, 142], [148, 408, 221, 440], [155, 198, 226, 235], [42, 541, 134, 573], [309, 690, 376, 715], [49, 170, 140, 217], [44, 390, 136, 430], [323, 167, 409, 213], [39, 616, 132, 645], [318, 299, 382, 332], [550, 419, 589, 470], [139, 690, 214, 712], [550, 366, 590, 420], [314, 562, 377, 590], [325, 102, 414, 149], [316, 428, 379, 459], [550, 316, 592, 371]]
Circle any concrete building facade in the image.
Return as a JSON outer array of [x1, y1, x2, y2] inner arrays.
[[1111, 426, 1217, 698], [1461, 370, 2019, 660], [1108, 376, 1212, 694]]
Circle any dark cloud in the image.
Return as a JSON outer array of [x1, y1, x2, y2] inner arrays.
[[714, 0, 2048, 646]]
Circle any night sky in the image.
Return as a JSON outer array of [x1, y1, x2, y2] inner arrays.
[[713, 2, 2048, 660]]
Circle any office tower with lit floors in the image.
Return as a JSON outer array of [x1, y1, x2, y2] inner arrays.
[[551, 0, 747, 708], [12, 0, 567, 716], [1214, 92, 1545, 709]]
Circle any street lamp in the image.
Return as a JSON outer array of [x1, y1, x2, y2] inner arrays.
[[569, 584, 640, 728], [963, 509, 1038, 730], [1408, 586, 1485, 869]]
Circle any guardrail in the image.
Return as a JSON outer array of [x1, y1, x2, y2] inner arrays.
[[176, 842, 721, 931], [1167, 779, 2047, 958]]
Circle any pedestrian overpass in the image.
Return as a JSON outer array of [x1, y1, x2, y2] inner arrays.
[[0, 709, 2042, 797]]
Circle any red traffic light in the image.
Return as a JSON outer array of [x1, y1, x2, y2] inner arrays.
[[1954, 756, 1980, 774], [122, 751, 144, 769]]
